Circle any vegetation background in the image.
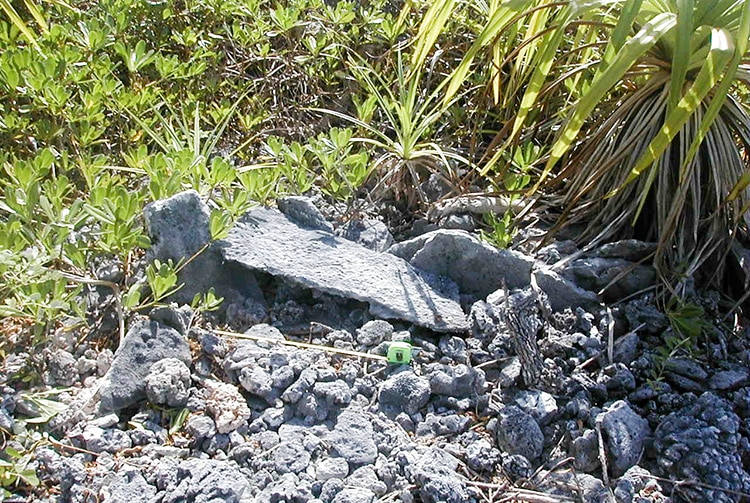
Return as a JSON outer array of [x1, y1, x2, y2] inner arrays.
[[0, 0, 748, 495]]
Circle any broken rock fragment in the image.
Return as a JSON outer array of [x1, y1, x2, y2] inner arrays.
[[203, 379, 251, 434], [326, 408, 378, 465], [98, 319, 191, 413]]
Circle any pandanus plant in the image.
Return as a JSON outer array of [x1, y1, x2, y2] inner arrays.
[[540, 0, 750, 293], [414, 0, 750, 292]]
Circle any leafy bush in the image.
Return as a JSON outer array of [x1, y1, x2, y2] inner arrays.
[[1, 0, 748, 349]]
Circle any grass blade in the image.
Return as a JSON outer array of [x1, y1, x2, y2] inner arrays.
[[443, 0, 533, 106], [0, 0, 42, 51], [668, 0, 693, 110], [507, 4, 576, 150], [411, 0, 457, 74], [22, 0, 48, 34], [193, 103, 201, 158], [606, 0, 644, 61], [677, 0, 750, 181]]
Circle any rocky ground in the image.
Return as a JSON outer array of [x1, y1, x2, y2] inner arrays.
[[3, 190, 750, 502]]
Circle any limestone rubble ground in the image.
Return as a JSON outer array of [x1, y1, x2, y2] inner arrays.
[[3, 192, 750, 503]]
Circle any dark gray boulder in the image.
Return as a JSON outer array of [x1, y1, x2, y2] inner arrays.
[[277, 195, 334, 233], [663, 357, 708, 392], [313, 380, 352, 407], [149, 305, 193, 336], [346, 466, 387, 497], [99, 319, 191, 413], [532, 267, 601, 313], [612, 332, 640, 366], [710, 368, 750, 391], [535, 470, 607, 502], [501, 453, 533, 481], [425, 363, 485, 398], [144, 190, 265, 307], [35, 447, 89, 503], [593, 240, 657, 262], [356, 320, 393, 347], [378, 369, 431, 416], [82, 425, 132, 454], [271, 442, 311, 474], [464, 439, 501, 473], [256, 473, 313, 503], [144, 358, 191, 408], [161, 458, 251, 503], [561, 257, 656, 302], [495, 405, 544, 461], [185, 414, 216, 440], [144, 190, 211, 264], [337, 218, 394, 252], [331, 488, 375, 503], [104, 469, 156, 503], [514, 390, 558, 426], [415, 413, 471, 437], [48, 349, 78, 386], [596, 400, 649, 477], [316, 457, 349, 481], [144, 190, 215, 305], [282, 368, 318, 404], [239, 365, 274, 402], [405, 446, 470, 503], [571, 429, 600, 472], [613, 466, 667, 503]]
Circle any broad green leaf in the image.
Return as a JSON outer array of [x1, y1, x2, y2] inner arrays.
[[20, 468, 40, 487], [309, 107, 390, 146], [123, 283, 141, 310], [533, 11, 678, 192], [20, 395, 67, 424]]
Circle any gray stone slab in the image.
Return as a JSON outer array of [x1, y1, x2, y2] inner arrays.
[[221, 208, 468, 332], [388, 229, 534, 300]]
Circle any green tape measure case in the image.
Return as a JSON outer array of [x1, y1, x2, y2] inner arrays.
[[386, 341, 413, 364]]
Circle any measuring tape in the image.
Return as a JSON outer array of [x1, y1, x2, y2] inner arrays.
[[214, 329, 414, 364]]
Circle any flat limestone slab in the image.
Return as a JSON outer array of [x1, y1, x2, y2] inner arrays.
[[221, 208, 468, 333]]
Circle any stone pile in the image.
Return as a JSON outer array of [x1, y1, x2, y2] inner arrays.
[[4, 191, 748, 503]]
